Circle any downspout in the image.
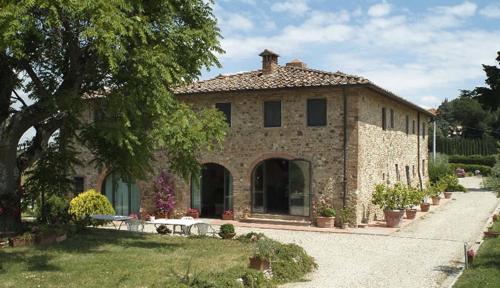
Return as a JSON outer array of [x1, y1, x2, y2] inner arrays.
[[342, 87, 348, 209], [417, 112, 423, 190]]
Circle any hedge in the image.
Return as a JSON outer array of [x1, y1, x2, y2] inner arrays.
[[434, 137, 497, 155], [448, 155, 496, 167], [449, 163, 492, 175]]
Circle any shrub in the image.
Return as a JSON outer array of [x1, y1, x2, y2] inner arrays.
[[177, 267, 273, 288], [271, 242, 317, 284], [36, 195, 71, 225], [154, 171, 175, 215], [219, 223, 235, 235], [316, 193, 335, 217], [449, 163, 492, 175], [438, 174, 467, 192], [448, 155, 496, 167], [69, 189, 115, 226], [482, 162, 500, 198], [428, 153, 452, 183], [236, 232, 267, 243]]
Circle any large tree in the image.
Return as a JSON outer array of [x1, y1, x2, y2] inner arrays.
[[474, 52, 500, 111], [0, 0, 226, 232]]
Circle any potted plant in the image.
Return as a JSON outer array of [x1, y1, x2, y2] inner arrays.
[[186, 208, 199, 218], [338, 207, 353, 229], [222, 210, 234, 220], [439, 174, 466, 198], [154, 171, 176, 219], [9, 232, 34, 247], [372, 184, 405, 228], [249, 238, 275, 271], [218, 223, 236, 239], [404, 186, 420, 220], [315, 194, 335, 228], [428, 183, 444, 205]]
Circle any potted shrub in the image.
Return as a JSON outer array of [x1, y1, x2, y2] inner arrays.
[[439, 174, 466, 199], [404, 186, 421, 220], [218, 223, 236, 239], [222, 210, 234, 220], [372, 184, 405, 228], [315, 194, 335, 228], [428, 183, 444, 205], [186, 208, 199, 218], [338, 207, 353, 229], [249, 238, 275, 271], [154, 171, 176, 219]]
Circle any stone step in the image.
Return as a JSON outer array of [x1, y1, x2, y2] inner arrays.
[[241, 216, 312, 226]]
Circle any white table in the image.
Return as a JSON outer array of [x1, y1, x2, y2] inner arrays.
[[145, 218, 205, 235], [91, 214, 133, 230]]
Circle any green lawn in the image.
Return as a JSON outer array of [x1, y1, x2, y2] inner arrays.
[[454, 220, 500, 288], [0, 228, 255, 288]]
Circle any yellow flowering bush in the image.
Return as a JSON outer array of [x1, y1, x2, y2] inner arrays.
[[69, 189, 115, 226]]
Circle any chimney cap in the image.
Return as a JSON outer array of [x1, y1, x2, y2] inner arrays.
[[259, 49, 279, 57], [286, 58, 307, 68]]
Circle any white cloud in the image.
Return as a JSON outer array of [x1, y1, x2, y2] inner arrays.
[[479, 4, 500, 18], [367, 1, 392, 17], [221, 14, 254, 32], [433, 1, 477, 17], [271, 0, 310, 17]]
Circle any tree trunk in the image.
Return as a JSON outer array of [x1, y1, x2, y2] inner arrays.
[[0, 137, 22, 233]]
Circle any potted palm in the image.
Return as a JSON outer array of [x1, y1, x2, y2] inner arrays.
[[315, 194, 336, 228], [372, 184, 406, 228]]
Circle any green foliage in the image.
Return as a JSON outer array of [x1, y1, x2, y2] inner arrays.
[[253, 238, 277, 261], [318, 207, 336, 217], [428, 153, 452, 183], [483, 161, 500, 197], [449, 163, 492, 175], [219, 224, 235, 235], [472, 51, 500, 111], [338, 207, 355, 224], [271, 242, 318, 284], [68, 189, 115, 226], [178, 267, 274, 288], [448, 155, 496, 167], [35, 195, 70, 225], [316, 193, 335, 217], [438, 174, 467, 192], [435, 137, 497, 156], [372, 184, 407, 210], [236, 232, 267, 243], [426, 182, 445, 198]]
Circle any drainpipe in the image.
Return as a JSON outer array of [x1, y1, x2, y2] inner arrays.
[[342, 87, 348, 209], [417, 112, 423, 190]]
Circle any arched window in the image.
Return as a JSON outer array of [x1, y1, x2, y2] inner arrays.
[[102, 172, 140, 216]]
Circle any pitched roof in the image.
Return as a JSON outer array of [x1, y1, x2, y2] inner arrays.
[[173, 65, 370, 94], [173, 65, 433, 117]]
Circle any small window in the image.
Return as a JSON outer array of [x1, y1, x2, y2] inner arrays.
[[422, 123, 426, 138], [264, 101, 281, 127], [74, 177, 84, 194], [405, 115, 410, 135], [307, 98, 327, 126], [395, 164, 400, 181], [390, 109, 395, 129], [412, 165, 415, 177], [422, 159, 426, 176], [382, 108, 387, 130], [215, 103, 231, 127], [412, 120, 416, 134], [405, 166, 411, 185]]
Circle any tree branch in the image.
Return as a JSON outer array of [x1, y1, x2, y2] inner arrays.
[[22, 61, 51, 100], [12, 90, 28, 108]]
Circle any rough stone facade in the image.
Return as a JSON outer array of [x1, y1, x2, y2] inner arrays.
[[73, 85, 430, 226]]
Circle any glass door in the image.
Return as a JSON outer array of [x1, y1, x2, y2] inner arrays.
[[252, 163, 265, 213], [224, 169, 233, 211], [289, 160, 311, 216], [190, 173, 202, 211]]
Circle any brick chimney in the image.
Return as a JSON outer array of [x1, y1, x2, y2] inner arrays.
[[259, 49, 279, 74], [286, 59, 307, 68]]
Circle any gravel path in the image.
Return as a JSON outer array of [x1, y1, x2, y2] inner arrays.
[[236, 177, 499, 288]]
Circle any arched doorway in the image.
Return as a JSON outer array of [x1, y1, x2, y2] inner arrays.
[[252, 158, 310, 216], [101, 172, 140, 216], [191, 163, 232, 218]]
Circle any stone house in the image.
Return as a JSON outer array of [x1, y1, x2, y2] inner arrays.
[[73, 49, 432, 226]]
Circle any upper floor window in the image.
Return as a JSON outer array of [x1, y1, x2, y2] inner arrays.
[[405, 115, 410, 135], [390, 109, 395, 128], [215, 102, 231, 127], [382, 107, 387, 130], [307, 98, 327, 126], [264, 100, 281, 127]]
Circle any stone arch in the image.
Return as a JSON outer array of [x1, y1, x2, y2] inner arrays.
[[246, 152, 296, 183]]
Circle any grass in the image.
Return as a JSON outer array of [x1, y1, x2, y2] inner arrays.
[[0, 228, 255, 288], [454, 220, 500, 288]]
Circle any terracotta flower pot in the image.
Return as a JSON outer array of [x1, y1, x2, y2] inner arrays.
[[249, 257, 270, 271], [383, 210, 404, 228], [431, 196, 441, 205], [420, 202, 431, 212], [316, 216, 335, 228], [222, 214, 234, 221], [405, 208, 417, 220], [444, 192, 452, 199]]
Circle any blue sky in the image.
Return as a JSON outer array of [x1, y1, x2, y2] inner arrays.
[[202, 0, 500, 108]]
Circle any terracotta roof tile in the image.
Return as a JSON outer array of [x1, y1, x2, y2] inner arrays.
[[173, 65, 370, 94]]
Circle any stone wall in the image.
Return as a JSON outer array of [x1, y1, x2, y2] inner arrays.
[[356, 89, 430, 223]]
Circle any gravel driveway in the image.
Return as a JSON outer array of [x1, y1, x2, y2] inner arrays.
[[237, 177, 499, 288]]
